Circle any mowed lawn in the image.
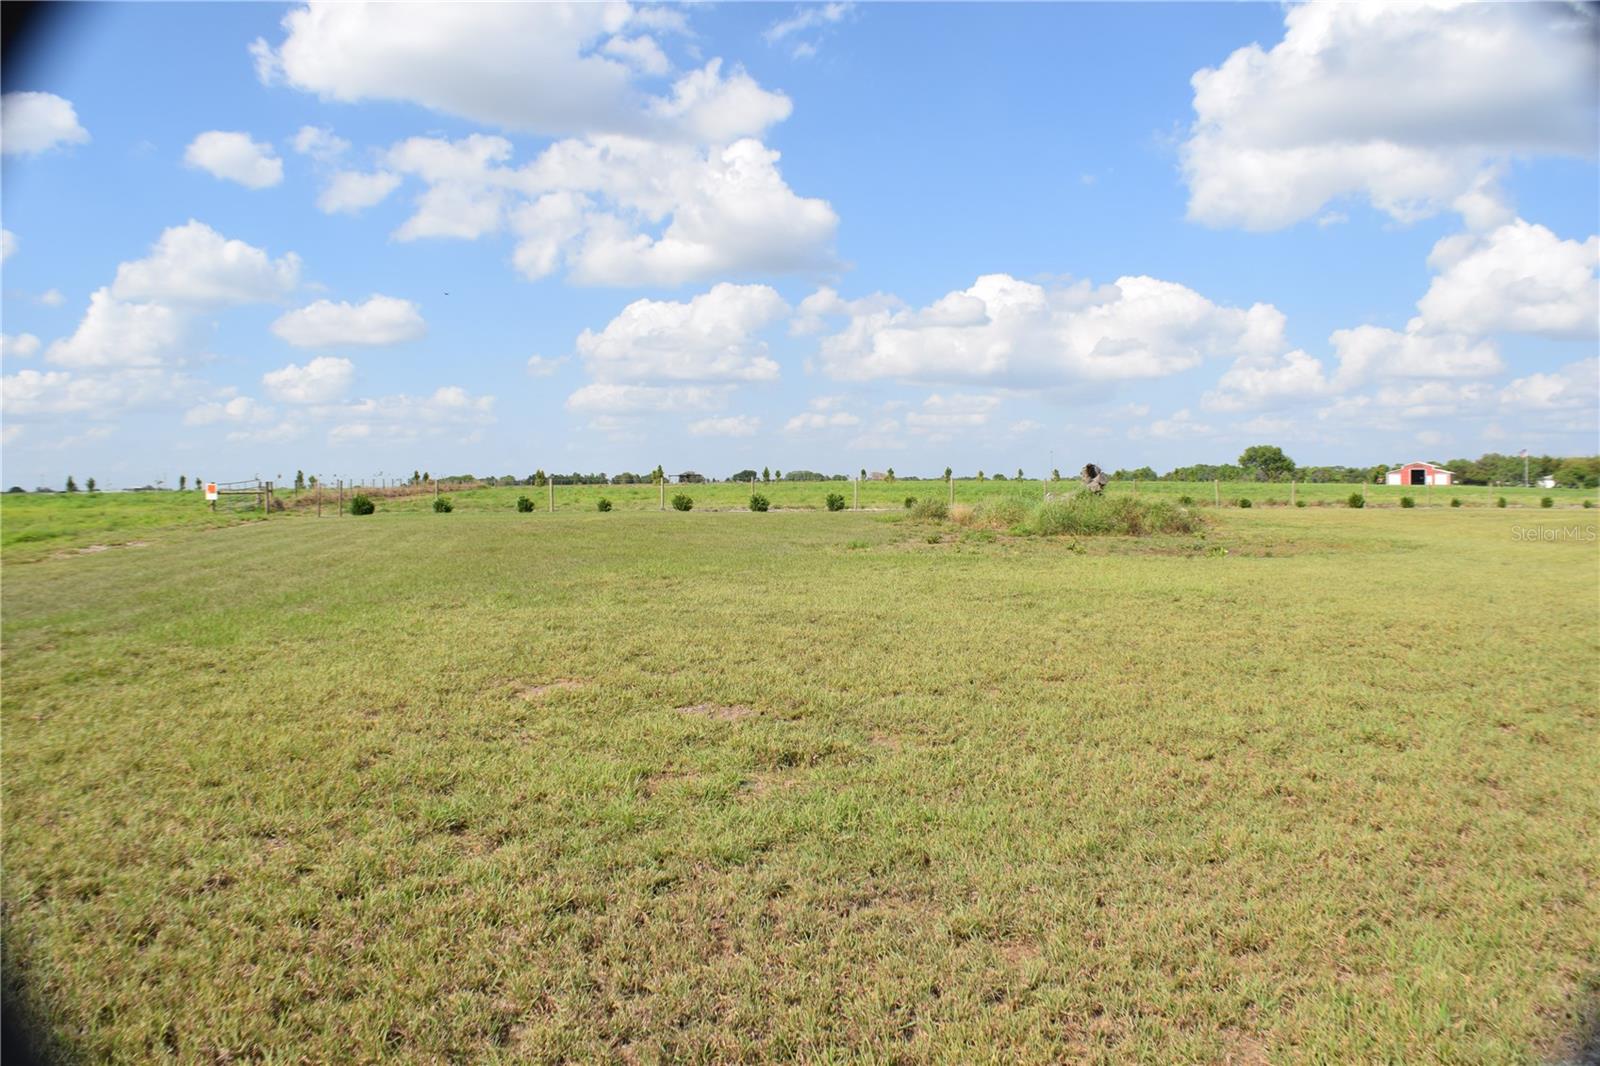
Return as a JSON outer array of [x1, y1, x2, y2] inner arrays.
[[2, 505, 1597, 1062]]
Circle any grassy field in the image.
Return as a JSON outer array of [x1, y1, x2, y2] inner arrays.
[[2, 498, 1598, 1062], [3, 477, 1593, 560]]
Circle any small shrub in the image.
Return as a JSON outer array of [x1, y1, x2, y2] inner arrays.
[[910, 498, 948, 521], [1348, 493, 1365, 509], [1178, 495, 1194, 506], [1450, 497, 1462, 508], [1540, 496, 1554, 508], [1238, 497, 1252, 509], [749, 494, 770, 512], [1399, 496, 1415, 508], [671, 494, 693, 512], [924, 533, 942, 544], [846, 539, 868, 550], [825, 493, 846, 512], [904, 496, 917, 509], [433, 496, 453, 513], [1496, 496, 1507, 508], [1584, 499, 1594, 509], [597, 498, 613, 512], [350, 494, 375, 515], [1295, 499, 1307, 508], [516, 495, 535, 513]]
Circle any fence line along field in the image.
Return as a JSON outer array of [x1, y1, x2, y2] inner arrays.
[[1, 494, 1597, 1062]]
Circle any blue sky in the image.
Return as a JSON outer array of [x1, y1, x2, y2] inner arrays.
[[2, 1, 1595, 488]]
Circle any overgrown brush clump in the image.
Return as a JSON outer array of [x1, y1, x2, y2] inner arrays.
[[1450, 497, 1462, 508], [1238, 498, 1252, 509], [946, 494, 1030, 530], [1541, 496, 1554, 508], [749, 494, 770, 512], [516, 496, 535, 513], [909, 498, 947, 521], [433, 497, 454, 513], [825, 493, 846, 512], [597, 498, 613, 512], [349, 494, 375, 515], [1348, 493, 1365, 509], [1497, 496, 1508, 508], [671, 494, 693, 512], [1400, 496, 1415, 508], [1028, 493, 1205, 537]]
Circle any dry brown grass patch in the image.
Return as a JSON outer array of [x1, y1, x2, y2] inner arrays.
[[675, 702, 756, 721], [516, 679, 585, 700]]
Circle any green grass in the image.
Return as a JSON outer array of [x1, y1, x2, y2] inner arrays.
[[2, 502, 1598, 1062], [4, 479, 1592, 561]]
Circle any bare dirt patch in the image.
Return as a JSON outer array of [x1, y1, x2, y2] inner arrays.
[[517, 679, 585, 700], [868, 730, 903, 752], [676, 703, 756, 722]]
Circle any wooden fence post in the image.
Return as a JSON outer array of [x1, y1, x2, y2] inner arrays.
[[1213, 479, 1220, 506]]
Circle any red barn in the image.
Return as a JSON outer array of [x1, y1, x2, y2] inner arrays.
[[1384, 461, 1454, 487]]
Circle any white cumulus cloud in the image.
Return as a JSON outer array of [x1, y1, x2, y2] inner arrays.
[[808, 273, 1287, 385], [1, 92, 89, 155], [184, 131, 284, 189], [1417, 219, 1599, 339], [45, 289, 184, 369], [317, 169, 401, 214], [1183, 2, 1598, 229], [262, 356, 356, 403], [111, 221, 300, 306], [2, 333, 42, 359], [577, 283, 787, 382], [271, 295, 425, 347]]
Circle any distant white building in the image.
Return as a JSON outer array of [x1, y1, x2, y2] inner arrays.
[[1536, 476, 1557, 489], [1384, 461, 1454, 487]]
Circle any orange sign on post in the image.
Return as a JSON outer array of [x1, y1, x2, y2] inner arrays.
[[205, 482, 218, 501]]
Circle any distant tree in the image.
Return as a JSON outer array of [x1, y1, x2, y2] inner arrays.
[[859, 467, 867, 481], [309, 475, 317, 489], [295, 470, 306, 491], [993, 472, 1007, 481], [65, 475, 78, 492], [1051, 468, 1061, 481], [886, 468, 896, 483], [977, 470, 985, 481], [423, 470, 430, 482], [774, 469, 782, 480], [944, 467, 953, 481], [762, 466, 771, 483], [1238, 444, 1296, 482], [86, 477, 96, 492], [179, 475, 187, 491], [1016, 468, 1024, 480], [534, 469, 547, 487]]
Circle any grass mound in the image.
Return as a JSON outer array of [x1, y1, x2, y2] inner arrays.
[[946, 491, 1205, 536], [1029, 493, 1204, 536]]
